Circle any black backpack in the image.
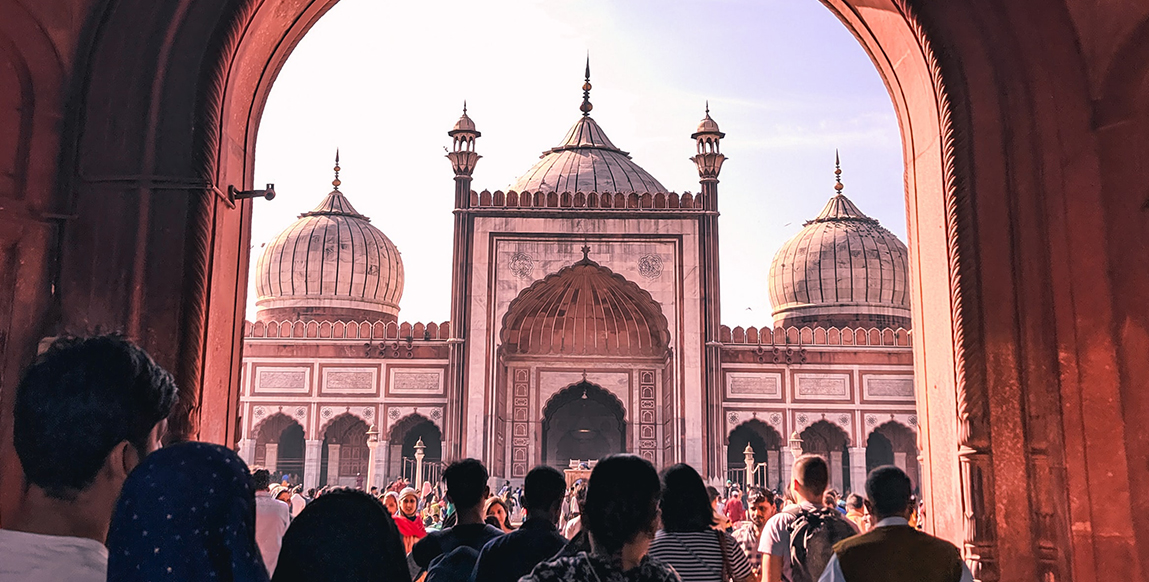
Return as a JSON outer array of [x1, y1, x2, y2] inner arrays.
[[787, 506, 858, 582]]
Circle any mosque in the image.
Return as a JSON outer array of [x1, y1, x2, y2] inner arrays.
[[236, 72, 918, 494]]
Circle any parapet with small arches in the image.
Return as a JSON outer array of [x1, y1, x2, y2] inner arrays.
[[718, 325, 910, 347], [466, 189, 714, 211], [244, 319, 451, 341]]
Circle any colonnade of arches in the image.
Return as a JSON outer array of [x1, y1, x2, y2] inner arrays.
[[726, 418, 919, 495], [247, 412, 442, 489]]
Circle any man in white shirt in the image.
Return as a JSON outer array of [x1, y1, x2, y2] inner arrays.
[[0, 335, 177, 582], [817, 465, 973, 582], [252, 468, 291, 575]]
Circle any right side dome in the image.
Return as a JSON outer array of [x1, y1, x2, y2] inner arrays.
[[768, 158, 911, 330]]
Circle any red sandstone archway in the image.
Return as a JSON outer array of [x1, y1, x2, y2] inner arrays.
[[0, 1, 1143, 579], [726, 419, 784, 490]]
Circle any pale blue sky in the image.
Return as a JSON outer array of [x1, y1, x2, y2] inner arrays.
[[252, 0, 903, 327]]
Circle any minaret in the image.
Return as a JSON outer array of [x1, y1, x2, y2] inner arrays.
[[690, 101, 726, 208], [447, 102, 481, 208], [691, 103, 726, 477], [446, 103, 480, 461]]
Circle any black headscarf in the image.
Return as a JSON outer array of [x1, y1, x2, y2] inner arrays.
[[107, 441, 269, 582], [271, 488, 411, 582]]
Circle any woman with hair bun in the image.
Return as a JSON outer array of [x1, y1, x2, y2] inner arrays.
[[521, 454, 679, 582]]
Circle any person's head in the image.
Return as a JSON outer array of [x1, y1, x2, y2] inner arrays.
[[370, 486, 378, 494], [307, 488, 316, 498], [822, 489, 839, 506], [522, 465, 566, 522], [272, 489, 411, 582], [106, 442, 268, 582], [731, 489, 741, 499], [582, 454, 662, 557], [13, 335, 178, 538], [442, 458, 489, 511], [865, 465, 913, 520], [791, 454, 830, 503], [746, 487, 777, 526], [382, 491, 399, 515], [845, 493, 865, 512], [276, 488, 292, 504], [659, 463, 715, 532], [484, 496, 513, 532], [398, 487, 419, 517], [251, 467, 272, 491]]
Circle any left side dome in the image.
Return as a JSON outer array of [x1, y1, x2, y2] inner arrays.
[[254, 155, 404, 323]]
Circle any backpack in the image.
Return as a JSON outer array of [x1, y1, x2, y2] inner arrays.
[[787, 506, 858, 582], [424, 545, 480, 582]]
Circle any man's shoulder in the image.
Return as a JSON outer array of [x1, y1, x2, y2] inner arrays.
[[0, 529, 108, 582], [834, 525, 960, 557]]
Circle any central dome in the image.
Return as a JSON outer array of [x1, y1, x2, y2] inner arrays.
[[508, 116, 668, 194]]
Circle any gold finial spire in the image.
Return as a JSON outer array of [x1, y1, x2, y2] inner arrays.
[[463, 100, 467, 115], [333, 149, 341, 190], [834, 149, 843, 193], [580, 54, 593, 116]]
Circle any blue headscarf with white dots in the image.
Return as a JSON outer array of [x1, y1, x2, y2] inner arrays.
[[107, 441, 270, 582]]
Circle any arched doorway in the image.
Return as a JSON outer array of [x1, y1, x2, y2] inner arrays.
[[542, 382, 626, 467], [320, 414, 369, 487], [866, 421, 920, 492], [727, 419, 784, 490], [800, 420, 851, 494], [253, 413, 305, 481], [4, 1, 1133, 578], [389, 414, 443, 486]]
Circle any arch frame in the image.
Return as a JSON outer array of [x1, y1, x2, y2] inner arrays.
[[540, 380, 628, 467]]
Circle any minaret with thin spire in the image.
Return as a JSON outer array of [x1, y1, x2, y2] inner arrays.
[[447, 101, 481, 208]]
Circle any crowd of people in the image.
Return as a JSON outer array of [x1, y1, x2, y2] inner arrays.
[[0, 334, 973, 582]]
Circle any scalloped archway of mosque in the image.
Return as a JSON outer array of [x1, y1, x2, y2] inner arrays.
[[866, 421, 921, 493], [801, 420, 852, 494], [542, 382, 627, 468], [387, 413, 443, 483], [500, 256, 670, 358], [253, 413, 304, 480], [727, 419, 784, 491], [320, 413, 369, 488]]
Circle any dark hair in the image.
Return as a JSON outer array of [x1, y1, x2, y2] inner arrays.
[[443, 458, 488, 510], [746, 487, 776, 507], [582, 454, 661, 555], [845, 493, 865, 510], [273, 489, 411, 582], [251, 468, 272, 491], [523, 465, 566, 512], [865, 465, 912, 518], [705, 485, 720, 503], [792, 454, 829, 496], [14, 334, 178, 499], [659, 463, 715, 532]]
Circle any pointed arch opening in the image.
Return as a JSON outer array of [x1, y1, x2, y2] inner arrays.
[[727, 419, 784, 490], [541, 381, 627, 467]]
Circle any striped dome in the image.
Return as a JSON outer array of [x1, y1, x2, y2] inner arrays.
[[254, 187, 403, 322], [508, 116, 667, 194], [768, 193, 910, 329], [501, 255, 669, 357]]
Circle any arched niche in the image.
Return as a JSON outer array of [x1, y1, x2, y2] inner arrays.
[[251, 413, 304, 478], [866, 421, 921, 492], [727, 419, 784, 490], [801, 420, 853, 494], [387, 413, 442, 483], [320, 413, 369, 487], [541, 381, 627, 467]]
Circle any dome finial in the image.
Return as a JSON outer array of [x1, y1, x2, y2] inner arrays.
[[705, 100, 710, 115], [333, 149, 342, 190], [580, 53, 593, 116], [463, 100, 467, 115], [834, 149, 843, 193]]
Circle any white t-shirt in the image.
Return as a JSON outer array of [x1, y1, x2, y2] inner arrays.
[[255, 491, 291, 575], [0, 528, 107, 582]]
